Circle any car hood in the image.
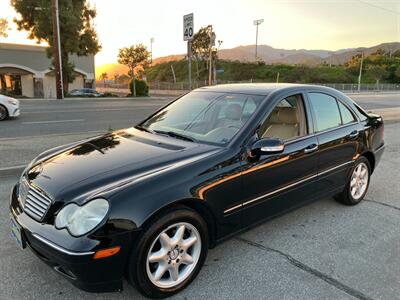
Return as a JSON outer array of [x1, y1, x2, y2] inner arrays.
[[26, 128, 220, 203]]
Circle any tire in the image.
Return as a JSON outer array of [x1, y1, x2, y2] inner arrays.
[[0, 105, 8, 121], [336, 156, 371, 205], [127, 207, 209, 298]]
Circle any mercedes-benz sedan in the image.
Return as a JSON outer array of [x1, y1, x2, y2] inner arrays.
[[0, 94, 20, 121], [10, 84, 384, 298]]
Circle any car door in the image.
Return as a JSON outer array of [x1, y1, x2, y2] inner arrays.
[[238, 93, 319, 227], [306, 92, 362, 193]]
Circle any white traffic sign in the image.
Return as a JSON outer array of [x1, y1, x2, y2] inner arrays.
[[183, 13, 194, 41]]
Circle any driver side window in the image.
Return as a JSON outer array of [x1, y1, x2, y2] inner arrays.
[[257, 94, 308, 141]]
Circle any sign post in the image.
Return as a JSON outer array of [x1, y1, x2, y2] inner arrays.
[[183, 13, 194, 90]]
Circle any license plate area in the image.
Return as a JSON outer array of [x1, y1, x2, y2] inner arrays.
[[10, 215, 26, 250]]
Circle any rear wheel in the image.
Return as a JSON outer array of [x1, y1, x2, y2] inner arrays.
[[127, 208, 208, 298], [0, 105, 8, 121], [336, 157, 370, 205]]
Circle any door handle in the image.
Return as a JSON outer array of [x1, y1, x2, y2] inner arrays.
[[348, 130, 359, 139], [304, 144, 318, 154]]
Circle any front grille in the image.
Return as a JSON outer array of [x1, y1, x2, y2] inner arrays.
[[19, 178, 52, 221]]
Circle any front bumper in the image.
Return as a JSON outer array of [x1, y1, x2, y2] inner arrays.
[[9, 107, 20, 117], [9, 184, 138, 293]]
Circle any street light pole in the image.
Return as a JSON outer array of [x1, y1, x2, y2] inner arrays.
[[357, 51, 364, 93], [253, 19, 264, 62], [51, 0, 63, 99], [150, 37, 154, 66]]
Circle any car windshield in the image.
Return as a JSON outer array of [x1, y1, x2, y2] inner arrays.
[[140, 91, 264, 145]]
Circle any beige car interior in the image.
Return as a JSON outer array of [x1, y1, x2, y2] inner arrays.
[[260, 95, 307, 141], [217, 103, 244, 129]]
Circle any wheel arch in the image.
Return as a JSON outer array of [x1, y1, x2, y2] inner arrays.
[[140, 198, 218, 249], [361, 151, 375, 173]]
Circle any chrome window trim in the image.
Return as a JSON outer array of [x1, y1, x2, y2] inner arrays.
[[223, 160, 354, 214], [32, 233, 94, 256], [284, 133, 315, 145], [314, 121, 359, 136]]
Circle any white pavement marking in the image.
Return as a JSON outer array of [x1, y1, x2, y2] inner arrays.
[[22, 119, 85, 125]]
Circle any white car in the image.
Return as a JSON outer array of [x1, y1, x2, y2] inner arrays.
[[0, 94, 20, 121]]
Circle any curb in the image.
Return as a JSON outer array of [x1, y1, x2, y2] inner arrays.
[[0, 165, 26, 177]]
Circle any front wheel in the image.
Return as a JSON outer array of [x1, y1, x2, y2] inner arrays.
[[127, 208, 208, 298], [336, 157, 371, 205], [0, 105, 8, 121]]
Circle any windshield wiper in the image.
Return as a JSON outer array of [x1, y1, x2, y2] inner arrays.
[[134, 125, 154, 134], [154, 130, 197, 143]]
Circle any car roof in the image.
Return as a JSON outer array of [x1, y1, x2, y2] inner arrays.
[[195, 83, 338, 96]]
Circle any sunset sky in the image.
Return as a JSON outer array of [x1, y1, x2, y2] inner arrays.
[[0, 0, 399, 66]]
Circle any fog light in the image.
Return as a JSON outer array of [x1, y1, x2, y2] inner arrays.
[[93, 246, 121, 259]]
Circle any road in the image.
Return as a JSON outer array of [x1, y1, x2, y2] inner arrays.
[[1, 122, 399, 299]]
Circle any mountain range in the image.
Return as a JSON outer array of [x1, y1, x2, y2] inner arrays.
[[96, 42, 400, 79]]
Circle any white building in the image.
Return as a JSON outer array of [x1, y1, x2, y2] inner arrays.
[[0, 43, 95, 98]]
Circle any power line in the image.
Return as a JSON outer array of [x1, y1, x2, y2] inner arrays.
[[355, 0, 400, 15]]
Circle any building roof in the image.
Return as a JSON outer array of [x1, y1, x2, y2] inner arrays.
[[0, 42, 47, 52]]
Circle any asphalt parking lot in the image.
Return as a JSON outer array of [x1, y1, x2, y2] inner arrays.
[[0, 93, 400, 299]]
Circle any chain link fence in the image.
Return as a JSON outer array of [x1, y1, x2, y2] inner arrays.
[[96, 81, 400, 97]]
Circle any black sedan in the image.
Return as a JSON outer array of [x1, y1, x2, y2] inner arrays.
[[10, 84, 384, 298]]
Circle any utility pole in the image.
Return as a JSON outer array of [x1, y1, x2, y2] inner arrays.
[[253, 19, 264, 62], [51, 0, 63, 99], [150, 37, 154, 66], [357, 51, 364, 93], [214, 40, 223, 83], [208, 25, 215, 86]]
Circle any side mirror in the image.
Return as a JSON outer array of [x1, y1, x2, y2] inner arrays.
[[251, 138, 285, 156]]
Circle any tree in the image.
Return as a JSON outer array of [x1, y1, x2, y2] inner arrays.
[[191, 27, 213, 61], [12, 0, 101, 93], [366, 65, 387, 86], [0, 18, 10, 38], [117, 44, 150, 96], [99, 72, 108, 84], [191, 26, 218, 81], [395, 66, 400, 80]]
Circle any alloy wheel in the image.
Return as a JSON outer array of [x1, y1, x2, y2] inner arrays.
[[146, 222, 202, 289], [350, 162, 369, 200], [0, 106, 7, 121]]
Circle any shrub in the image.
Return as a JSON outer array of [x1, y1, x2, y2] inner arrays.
[[129, 78, 149, 96]]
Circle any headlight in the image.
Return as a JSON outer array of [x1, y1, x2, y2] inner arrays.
[[6, 99, 18, 106], [55, 199, 109, 236]]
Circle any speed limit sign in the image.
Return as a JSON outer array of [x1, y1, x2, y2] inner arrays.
[[183, 13, 194, 41]]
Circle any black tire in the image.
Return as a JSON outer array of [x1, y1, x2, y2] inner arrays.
[[336, 156, 371, 205], [127, 207, 209, 298], [0, 105, 8, 121]]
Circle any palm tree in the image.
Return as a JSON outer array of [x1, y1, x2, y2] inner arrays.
[[100, 72, 108, 85]]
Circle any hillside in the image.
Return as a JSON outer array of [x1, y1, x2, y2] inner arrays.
[[95, 42, 400, 78]]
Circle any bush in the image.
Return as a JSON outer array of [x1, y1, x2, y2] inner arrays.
[[129, 78, 149, 96]]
